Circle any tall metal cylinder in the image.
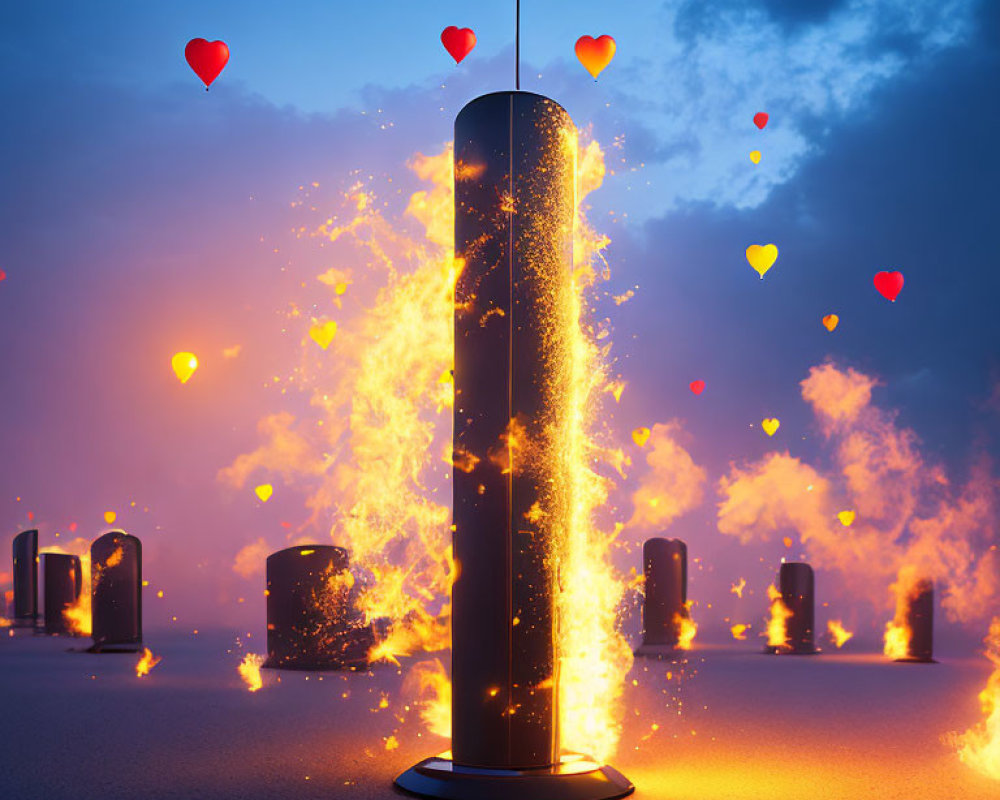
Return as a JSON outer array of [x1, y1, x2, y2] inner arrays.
[[264, 544, 372, 669], [12, 529, 38, 628], [775, 562, 816, 655], [450, 90, 575, 770], [898, 578, 934, 662], [396, 89, 633, 800], [637, 538, 687, 652], [42, 553, 82, 635], [90, 531, 142, 652]]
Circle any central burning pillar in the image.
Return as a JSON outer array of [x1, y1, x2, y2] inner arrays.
[[395, 91, 632, 800]]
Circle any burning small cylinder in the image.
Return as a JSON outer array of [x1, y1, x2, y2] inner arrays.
[[264, 545, 372, 670], [42, 552, 82, 635], [11, 529, 38, 629], [636, 538, 689, 654], [895, 578, 934, 663], [767, 562, 817, 655], [90, 531, 143, 652]]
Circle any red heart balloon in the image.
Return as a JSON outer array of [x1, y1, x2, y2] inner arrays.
[[873, 270, 904, 302], [0, 269, 6, 282], [441, 26, 476, 64], [185, 38, 230, 88], [754, 112, 769, 129], [690, 380, 705, 395]]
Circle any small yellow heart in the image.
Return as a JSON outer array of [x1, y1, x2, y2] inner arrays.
[[837, 510, 855, 527], [746, 244, 778, 279], [104, 510, 116, 524], [171, 351, 199, 384], [822, 314, 839, 332], [761, 418, 780, 436], [255, 484, 273, 503], [309, 320, 337, 350], [749, 150, 761, 164], [632, 427, 651, 447]]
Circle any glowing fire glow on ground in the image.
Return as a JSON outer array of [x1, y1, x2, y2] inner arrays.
[[951, 617, 1000, 780], [224, 131, 632, 759], [238, 653, 265, 692], [135, 647, 162, 677]]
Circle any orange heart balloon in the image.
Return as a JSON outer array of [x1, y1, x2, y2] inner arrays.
[[631, 426, 651, 447], [575, 35, 616, 79], [822, 314, 839, 332]]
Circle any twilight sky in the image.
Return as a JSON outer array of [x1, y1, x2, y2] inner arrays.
[[1, 0, 997, 644]]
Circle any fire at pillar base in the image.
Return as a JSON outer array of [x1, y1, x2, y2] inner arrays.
[[634, 538, 693, 659], [764, 562, 819, 656]]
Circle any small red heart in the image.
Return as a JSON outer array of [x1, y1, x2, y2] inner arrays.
[[185, 38, 230, 88], [753, 112, 769, 129], [0, 269, 6, 282], [441, 26, 476, 64], [873, 270, 904, 302], [690, 380, 705, 395]]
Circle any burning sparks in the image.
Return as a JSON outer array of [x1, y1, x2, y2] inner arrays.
[[135, 648, 162, 677], [766, 584, 792, 651], [731, 578, 747, 598], [827, 619, 853, 648], [238, 653, 266, 692], [951, 618, 1000, 780]]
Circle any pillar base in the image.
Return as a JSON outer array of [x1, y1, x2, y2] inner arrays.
[[86, 642, 144, 653], [394, 753, 634, 800], [893, 656, 937, 664], [762, 646, 819, 655], [633, 643, 688, 659]]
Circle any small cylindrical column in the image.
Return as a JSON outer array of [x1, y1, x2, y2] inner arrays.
[[636, 538, 687, 653], [770, 562, 817, 654], [12, 529, 38, 628], [42, 553, 82, 635], [264, 545, 372, 669], [898, 579, 934, 662], [90, 531, 142, 652]]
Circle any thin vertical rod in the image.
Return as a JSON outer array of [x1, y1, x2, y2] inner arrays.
[[515, 0, 520, 90]]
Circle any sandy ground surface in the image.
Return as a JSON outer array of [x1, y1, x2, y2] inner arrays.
[[1, 629, 996, 800]]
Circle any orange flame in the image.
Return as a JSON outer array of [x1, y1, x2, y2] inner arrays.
[[883, 567, 921, 659], [238, 653, 265, 692], [674, 610, 697, 650], [135, 647, 162, 677], [766, 584, 792, 650], [731, 623, 750, 640], [827, 619, 853, 648], [402, 658, 451, 738], [951, 617, 1000, 780]]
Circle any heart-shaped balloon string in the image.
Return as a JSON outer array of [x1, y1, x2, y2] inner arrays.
[[575, 35, 616, 79], [690, 380, 705, 395], [749, 150, 761, 164], [632, 426, 651, 447], [185, 38, 230, 89], [746, 244, 778, 278], [171, 351, 199, 384], [309, 320, 337, 350], [874, 270, 904, 302], [441, 26, 476, 64], [255, 484, 273, 503], [822, 314, 839, 332], [761, 417, 780, 436], [837, 510, 855, 527], [754, 112, 769, 129]]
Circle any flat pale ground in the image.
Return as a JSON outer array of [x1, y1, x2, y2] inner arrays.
[[1, 630, 997, 800]]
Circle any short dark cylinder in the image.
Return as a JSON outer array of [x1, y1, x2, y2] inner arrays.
[[450, 91, 575, 770], [900, 579, 934, 662], [42, 553, 82, 635], [265, 545, 371, 669], [12, 529, 38, 628], [778, 562, 816, 654], [91, 531, 142, 651], [640, 538, 687, 648]]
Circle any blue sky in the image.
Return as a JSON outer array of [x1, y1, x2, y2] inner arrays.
[[0, 0, 997, 634]]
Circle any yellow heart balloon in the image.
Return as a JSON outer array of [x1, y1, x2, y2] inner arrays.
[[749, 150, 761, 164], [104, 510, 116, 524], [822, 314, 839, 332], [837, 510, 855, 527], [255, 484, 273, 503], [761, 418, 780, 436], [171, 351, 199, 384], [309, 320, 337, 350], [632, 427, 651, 447], [746, 244, 778, 279]]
